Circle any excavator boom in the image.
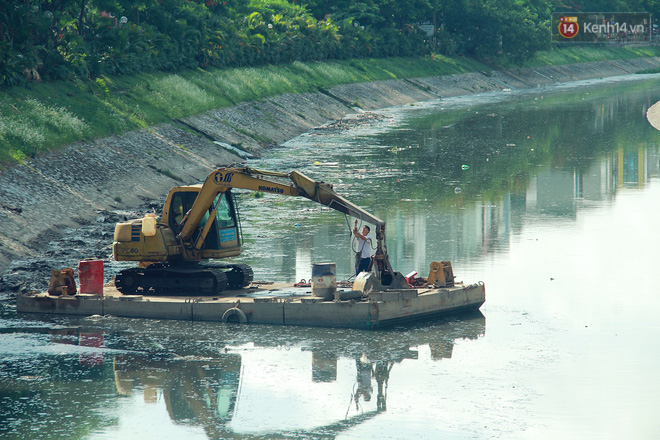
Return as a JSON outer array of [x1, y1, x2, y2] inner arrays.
[[177, 167, 385, 243]]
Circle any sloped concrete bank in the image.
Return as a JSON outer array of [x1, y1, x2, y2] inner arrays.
[[2, 56, 660, 284]]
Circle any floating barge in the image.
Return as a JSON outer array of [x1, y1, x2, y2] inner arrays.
[[16, 280, 485, 329], [17, 166, 486, 328]]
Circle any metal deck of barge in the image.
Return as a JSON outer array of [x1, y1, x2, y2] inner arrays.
[[16, 280, 485, 329]]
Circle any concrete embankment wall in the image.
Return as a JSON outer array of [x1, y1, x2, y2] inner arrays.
[[2, 57, 660, 274]]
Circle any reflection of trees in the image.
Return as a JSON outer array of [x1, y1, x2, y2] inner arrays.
[[234, 81, 660, 280], [370, 83, 660, 206]]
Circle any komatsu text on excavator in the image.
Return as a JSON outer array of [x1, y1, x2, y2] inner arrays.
[[112, 166, 397, 295]]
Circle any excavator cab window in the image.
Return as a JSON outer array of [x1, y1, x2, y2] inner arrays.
[[169, 190, 238, 250], [213, 192, 240, 249], [171, 196, 187, 228], [214, 193, 236, 229], [170, 192, 198, 232]]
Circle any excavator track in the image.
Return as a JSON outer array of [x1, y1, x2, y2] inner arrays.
[[115, 262, 254, 295], [217, 263, 254, 289], [115, 263, 228, 296]]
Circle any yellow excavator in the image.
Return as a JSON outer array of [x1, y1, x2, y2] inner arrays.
[[112, 166, 397, 295]]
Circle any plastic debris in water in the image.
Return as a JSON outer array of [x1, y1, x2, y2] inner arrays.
[[294, 223, 301, 227], [454, 187, 462, 194], [461, 164, 470, 170]]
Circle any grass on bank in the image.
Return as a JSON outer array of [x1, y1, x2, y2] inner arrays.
[[0, 55, 486, 165], [2, 45, 660, 166], [514, 45, 660, 68]]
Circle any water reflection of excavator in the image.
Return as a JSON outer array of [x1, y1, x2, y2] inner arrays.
[[114, 354, 242, 440], [112, 351, 392, 439], [113, 166, 396, 295], [111, 312, 484, 439]]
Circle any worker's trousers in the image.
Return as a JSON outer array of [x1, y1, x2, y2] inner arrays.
[[356, 257, 371, 275]]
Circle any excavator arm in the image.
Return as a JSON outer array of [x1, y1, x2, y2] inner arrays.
[[288, 170, 385, 228], [177, 166, 385, 239], [177, 166, 392, 274]]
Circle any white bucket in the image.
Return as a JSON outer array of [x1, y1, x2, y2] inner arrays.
[[311, 263, 336, 301]]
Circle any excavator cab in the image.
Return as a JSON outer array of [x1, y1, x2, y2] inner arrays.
[[113, 186, 252, 295], [166, 189, 240, 253], [157, 186, 242, 260]]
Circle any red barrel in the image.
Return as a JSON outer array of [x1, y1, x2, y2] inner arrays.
[[78, 259, 104, 295], [79, 332, 105, 366]]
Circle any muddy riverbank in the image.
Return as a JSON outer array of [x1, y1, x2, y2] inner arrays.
[[2, 56, 660, 290]]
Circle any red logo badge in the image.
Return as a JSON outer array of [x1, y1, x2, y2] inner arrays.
[[558, 16, 579, 38]]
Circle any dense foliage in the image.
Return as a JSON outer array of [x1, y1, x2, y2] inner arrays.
[[0, 0, 658, 88]]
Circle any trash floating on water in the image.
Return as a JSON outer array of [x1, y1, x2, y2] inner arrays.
[[461, 165, 470, 170], [391, 146, 416, 153], [455, 187, 462, 194]]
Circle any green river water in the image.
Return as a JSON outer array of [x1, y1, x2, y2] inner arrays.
[[2, 74, 660, 439]]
